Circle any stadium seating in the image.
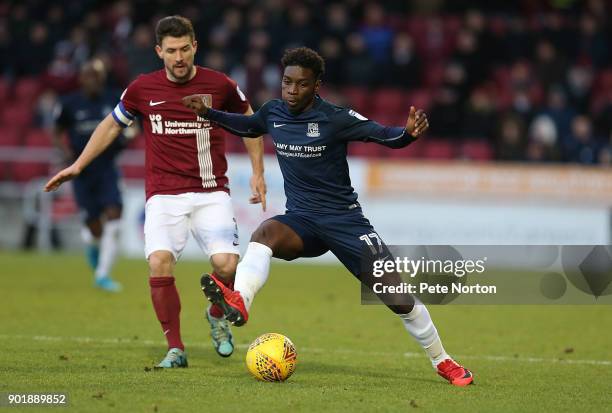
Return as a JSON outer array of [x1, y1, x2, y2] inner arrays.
[[460, 139, 494, 161], [421, 140, 456, 159], [9, 161, 50, 182], [15, 77, 41, 104], [24, 129, 52, 147], [2, 103, 33, 129], [0, 126, 23, 146], [121, 164, 146, 179]]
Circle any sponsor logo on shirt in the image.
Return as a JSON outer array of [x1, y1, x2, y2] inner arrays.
[[148, 113, 211, 135]]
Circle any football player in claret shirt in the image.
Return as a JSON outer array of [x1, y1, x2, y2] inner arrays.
[[53, 59, 124, 292], [183, 47, 474, 386], [45, 16, 267, 368]]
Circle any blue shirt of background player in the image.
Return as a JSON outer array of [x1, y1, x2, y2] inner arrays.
[[205, 95, 414, 214], [54, 90, 126, 176]]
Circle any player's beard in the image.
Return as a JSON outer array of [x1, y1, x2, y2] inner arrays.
[[170, 62, 193, 83]]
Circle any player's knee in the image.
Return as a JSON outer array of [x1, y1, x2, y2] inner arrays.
[[86, 219, 103, 238], [387, 304, 415, 315], [104, 206, 122, 221], [148, 250, 175, 276], [210, 253, 238, 279], [250, 220, 278, 249]]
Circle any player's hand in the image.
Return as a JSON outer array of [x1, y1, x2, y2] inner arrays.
[[405, 106, 429, 138], [182, 94, 211, 116], [44, 164, 82, 192], [249, 174, 267, 212]]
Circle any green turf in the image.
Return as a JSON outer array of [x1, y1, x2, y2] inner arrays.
[[0, 252, 610, 412]]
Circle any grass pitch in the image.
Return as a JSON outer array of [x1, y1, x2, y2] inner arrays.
[[0, 252, 610, 412]]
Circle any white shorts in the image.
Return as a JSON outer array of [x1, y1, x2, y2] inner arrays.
[[144, 191, 239, 260]]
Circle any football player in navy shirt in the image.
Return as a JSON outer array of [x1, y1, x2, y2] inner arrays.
[[53, 59, 124, 292], [184, 47, 473, 386]]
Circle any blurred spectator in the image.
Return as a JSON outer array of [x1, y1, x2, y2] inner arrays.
[[526, 115, 561, 162], [19, 23, 52, 75], [564, 115, 601, 164], [0, 18, 12, 77], [282, 3, 319, 50], [126, 24, 160, 81], [360, 3, 393, 64], [428, 88, 462, 138], [462, 88, 497, 138], [344, 33, 376, 86], [577, 13, 609, 68], [325, 3, 352, 40], [386, 33, 421, 90], [2, 0, 610, 166], [540, 87, 576, 147], [452, 29, 487, 90], [533, 40, 567, 95], [230, 51, 280, 102], [566, 64, 594, 112], [495, 113, 527, 161], [319, 37, 344, 86]]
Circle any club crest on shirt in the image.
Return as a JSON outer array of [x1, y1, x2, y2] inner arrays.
[[307, 122, 320, 138], [197, 94, 212, 122]]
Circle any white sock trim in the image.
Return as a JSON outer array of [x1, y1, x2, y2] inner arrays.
[[234, 242, 273, 311], [399, 304, 449, 367], [95, 219, 121, 280]]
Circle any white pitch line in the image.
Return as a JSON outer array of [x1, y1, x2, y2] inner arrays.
[[1, 334, 610, 367]]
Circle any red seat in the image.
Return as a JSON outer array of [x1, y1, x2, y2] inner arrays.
[[348, 142, 383, 158], [15, 77, 41, 104], [1, 104, 33, 128], [0, 160, 9, 179], [126, 133, 147, 149], [384, 137, 426, 159], [460, 139, 494, 161], [51, 195, 79, 221], [595, 69, 612, 91], [224, 135, 245, 153], [406, 89, 433, 111], [10, 161, 49, 182], [372, 89, 407, 114], [371, 112, 406, 128], [121, 164, 146, 179], [422, 139, 456, 159], [0, 77, 9, 105], [342, 87, 369, 114], [263, 138, 276, 155], [0, 126, 23, 146], [24, 128, 52, 147]]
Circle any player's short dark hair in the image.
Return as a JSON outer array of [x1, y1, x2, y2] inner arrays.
[[155, 15, 195, 45], [281, 47, 325, 80]]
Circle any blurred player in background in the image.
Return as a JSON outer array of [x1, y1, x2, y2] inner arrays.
[[52, 59, 124, 292], [184, 47, 473, 386], [45, 16, 266, 368]]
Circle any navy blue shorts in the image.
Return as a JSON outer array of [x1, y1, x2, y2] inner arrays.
[[72, 167, 122, 223], [271, 208, 389, 279]]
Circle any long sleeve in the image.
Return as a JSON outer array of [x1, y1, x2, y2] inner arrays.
[[205, 103, 270, 138], [335, 109, 416, 149]]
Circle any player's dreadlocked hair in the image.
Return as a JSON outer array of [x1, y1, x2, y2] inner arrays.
[[281, 47, 325, 80], [155, 15, 195, 45]]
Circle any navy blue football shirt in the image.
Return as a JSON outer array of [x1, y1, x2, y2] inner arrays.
[[55, 91, 125, 174], [206, 95, 415, 213]]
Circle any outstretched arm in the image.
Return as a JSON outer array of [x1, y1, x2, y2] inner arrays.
[[44, 114, 123, 192], [341, 106, 429, 149], [241, 105, 267, 211], [182, 95, 267, 138]]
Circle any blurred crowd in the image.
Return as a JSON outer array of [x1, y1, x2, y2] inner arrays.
[[1, 0, 611, 165]]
